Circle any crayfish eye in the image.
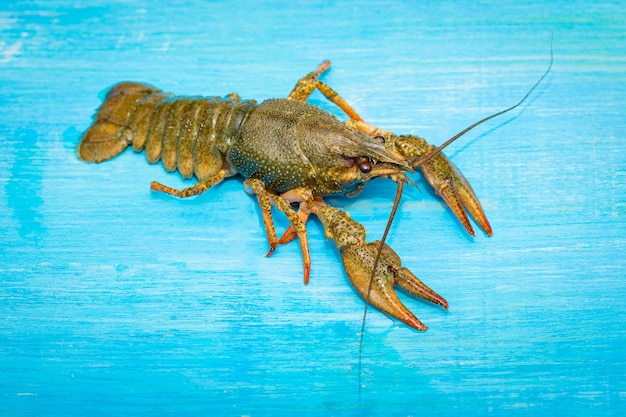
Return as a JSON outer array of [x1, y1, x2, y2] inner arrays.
[[374, 135, 385, 144], [357, 156, 372, 173]]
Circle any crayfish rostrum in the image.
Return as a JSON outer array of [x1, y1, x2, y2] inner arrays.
[[79, 60, 547, 331]]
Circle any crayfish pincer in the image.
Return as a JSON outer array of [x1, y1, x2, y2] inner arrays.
[[79, 59, 548, 331]]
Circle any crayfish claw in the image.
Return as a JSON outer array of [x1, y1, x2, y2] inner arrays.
[[313, 205, 447, 331], [394, 265, 448, 310], [371, 240, 448, 310], [437, 179, 476, 237], [342, 243, 429, 331], [421, 153, 492, 237], [389, 135, 492, 237]]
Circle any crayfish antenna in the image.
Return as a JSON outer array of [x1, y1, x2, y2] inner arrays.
[[358, 180, 405, 397], [358, 37, 553, 397], [412, 36, 553, 169]]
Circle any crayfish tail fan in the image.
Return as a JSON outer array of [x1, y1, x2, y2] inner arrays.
[[78, 82, 168, 163]]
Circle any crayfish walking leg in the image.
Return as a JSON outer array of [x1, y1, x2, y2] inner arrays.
[[244, 179, 313, 284], [150, 169, 228, 198]]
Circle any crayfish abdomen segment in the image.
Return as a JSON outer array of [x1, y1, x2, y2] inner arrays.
[[79, 82, 257, 182]]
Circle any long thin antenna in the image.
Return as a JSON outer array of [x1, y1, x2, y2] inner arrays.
[[358, 179, 404, 398], [412, 35, 554, 168], [358, 35, 553, 398]]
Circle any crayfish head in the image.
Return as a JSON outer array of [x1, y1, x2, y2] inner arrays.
[[344, 132, 417, 186], [296, 111, 411, 194]]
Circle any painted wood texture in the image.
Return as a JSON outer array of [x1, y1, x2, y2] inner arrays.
[[1, 1, 624, 415]]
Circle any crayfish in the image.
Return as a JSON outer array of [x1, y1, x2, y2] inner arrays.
[[79, 59, 549, 331]]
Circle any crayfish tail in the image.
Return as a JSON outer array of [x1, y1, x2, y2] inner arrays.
[[79, 120, 132, 162], [78, 82, 163, 163]]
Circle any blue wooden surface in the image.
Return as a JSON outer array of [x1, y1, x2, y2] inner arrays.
[[1, 1, 625, 416]]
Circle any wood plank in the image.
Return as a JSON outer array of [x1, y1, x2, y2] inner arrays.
[[1, 1, 624, 415]]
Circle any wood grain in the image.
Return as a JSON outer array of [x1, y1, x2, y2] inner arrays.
[[1, 1, 624, 415]]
